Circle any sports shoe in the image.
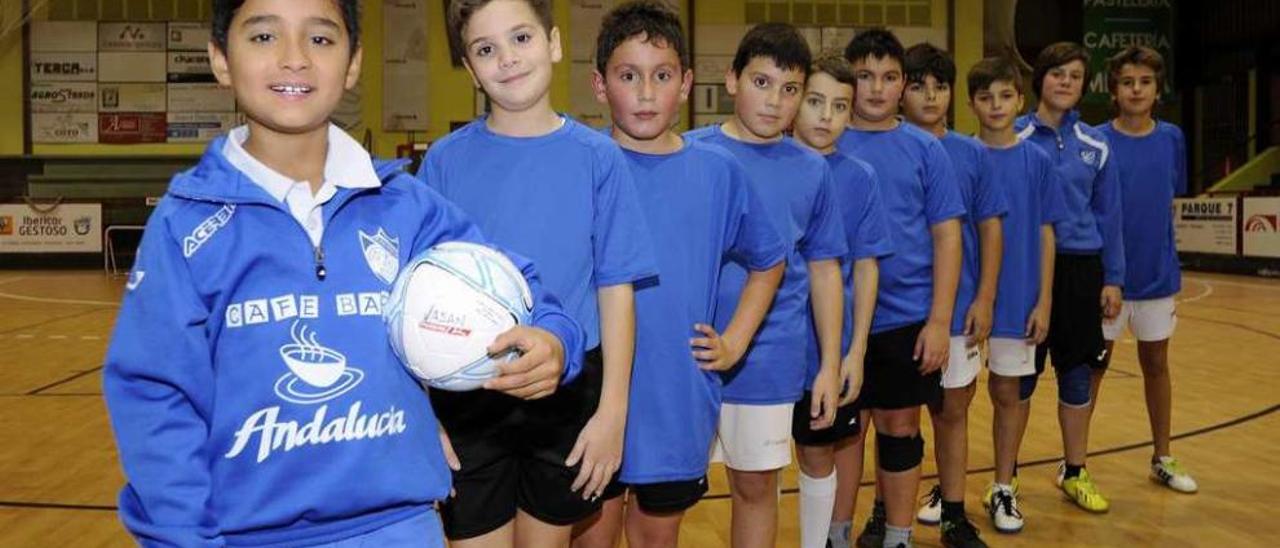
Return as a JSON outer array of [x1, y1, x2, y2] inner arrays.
[[916, 484, 942, 525], [1151, 456, 1198, 493], [1061, 468, 1110, 513], [983, 485, 1024, 533], [981, 477, 1019, 503], [940, 517, 988, 548], [855, 510, 886, 548]]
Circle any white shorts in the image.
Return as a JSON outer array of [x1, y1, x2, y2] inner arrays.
[[711, 402, 793, 472], [988, 337, 1037, 377], [942, 336, 980, 388], [1102, 297, 1177, 342]]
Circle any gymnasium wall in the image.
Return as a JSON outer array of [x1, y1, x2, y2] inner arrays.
[[0, 0, 984, 159]]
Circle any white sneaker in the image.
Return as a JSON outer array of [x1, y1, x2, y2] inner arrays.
[[1151, 456, 1198, 493], [916, 484, 942, 525], [1055, 461, 1065, 487], [984, 485, 1024, 534]]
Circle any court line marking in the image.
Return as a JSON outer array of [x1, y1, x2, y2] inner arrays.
[[0, 290, 120, 307], [1183, 275, 1280, 291], [26, 366, 104, 396], [6, 402, 1273, 512], [702, 402, 1280, 501], [0, 273, 1272, 513], [0, 308, 115, 336], [1176, 278, 1214, 304]]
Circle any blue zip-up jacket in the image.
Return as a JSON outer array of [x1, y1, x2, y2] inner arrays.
[[1016, 111, 1126, 286], [103, 137, 585, 547]]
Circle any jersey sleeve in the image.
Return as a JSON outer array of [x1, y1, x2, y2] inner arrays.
[[851, 163, 895, 260], [592, 144, 660, 287], [103, 207, 223, 547], [923, 140, 968, 226], [409, 181, 587, 384], [1092, 136, 1126, 287], [724, 159, 787, 270], [798, 164, 849, 261]]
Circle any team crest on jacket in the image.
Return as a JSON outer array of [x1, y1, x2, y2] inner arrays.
[[359, 228, 400, 284], [1079, 149, 1099, 167]]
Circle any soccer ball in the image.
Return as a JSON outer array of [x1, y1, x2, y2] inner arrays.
[[385, 241, 534, 391]]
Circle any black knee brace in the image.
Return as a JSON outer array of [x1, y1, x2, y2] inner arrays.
[[876, 432, 924, 472]]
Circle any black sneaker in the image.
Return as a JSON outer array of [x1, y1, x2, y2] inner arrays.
[[940, 517, 987, 548], [855, 510, 886, 548]]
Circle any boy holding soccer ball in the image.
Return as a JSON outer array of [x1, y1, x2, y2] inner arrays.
[[416, 0, 659, 546], [103, 0, 584, 546]]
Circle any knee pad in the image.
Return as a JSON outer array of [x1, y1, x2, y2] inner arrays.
[[876, 432, 924, 473], [1019, 374, 1038, 401], [1057, 364, 1092, 407]]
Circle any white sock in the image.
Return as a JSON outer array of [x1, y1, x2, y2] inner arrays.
[[799, 469, 838, 548]]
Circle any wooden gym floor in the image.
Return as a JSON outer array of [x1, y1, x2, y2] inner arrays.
[[0, 270, 1276, 547]]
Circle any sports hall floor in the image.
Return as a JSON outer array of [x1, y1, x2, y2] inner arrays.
[[0, 270, 1276, 547]]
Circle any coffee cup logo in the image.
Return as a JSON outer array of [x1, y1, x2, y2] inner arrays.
[[273, 321, 364, 404]]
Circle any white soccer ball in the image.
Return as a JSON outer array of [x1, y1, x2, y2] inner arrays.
[[385, 241, 534, 391]]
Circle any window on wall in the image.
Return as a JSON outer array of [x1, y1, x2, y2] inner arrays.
[[744, 0, 932, 27], [45, 0, 212, 21]]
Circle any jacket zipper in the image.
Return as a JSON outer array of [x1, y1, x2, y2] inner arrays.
[[313, 245, 326, 280]]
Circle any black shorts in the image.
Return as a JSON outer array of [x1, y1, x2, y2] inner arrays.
[[1035, 253, 1108, 374], [601, 476, 709, 514], [791, 390, 863, 446], [429, 348, 605, 540], [863, 322, 943, 410]]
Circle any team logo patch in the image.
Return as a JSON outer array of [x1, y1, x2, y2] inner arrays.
[[359, 228, 400, 285], [1080, 149, 1099, 167]]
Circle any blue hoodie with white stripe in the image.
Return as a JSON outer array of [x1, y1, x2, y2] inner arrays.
[[103, 136, 585, 547], [1016, 111, 1126, 286]]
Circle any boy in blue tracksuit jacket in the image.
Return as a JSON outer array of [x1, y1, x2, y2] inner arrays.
[[103, 1, 584, 546], [1014, 41, 1124, 514]]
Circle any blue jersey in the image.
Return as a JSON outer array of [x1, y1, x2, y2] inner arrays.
[[620, 140, 787, 483], [836, 122, 967, 333], [417, 116, 659, 350], [805, 151, 895, 387], [940, 131, 1008, 336], [1016, 112, 1125, 286], [687, 125, 848, 405], [1097, 121, 1185, 300], [104, 139, 585, 546], [986, 140, 1069, 337]]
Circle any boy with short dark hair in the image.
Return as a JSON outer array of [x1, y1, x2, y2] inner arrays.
[[571, 2, 788, 546], [1097, 45, 1197, 494], [967, 55, 1066, 535], [104, 1, 584, 545], [418, 0, 660, 545], [790, 52, 894, 548], [899, 42, 1003, 548], [687, 22, 849, 548], [1016, 41, 1125, 514], [839, 28, 966, 548]]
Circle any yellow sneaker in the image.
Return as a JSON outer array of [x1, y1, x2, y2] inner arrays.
[[1061, 469, 1110, 513]]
